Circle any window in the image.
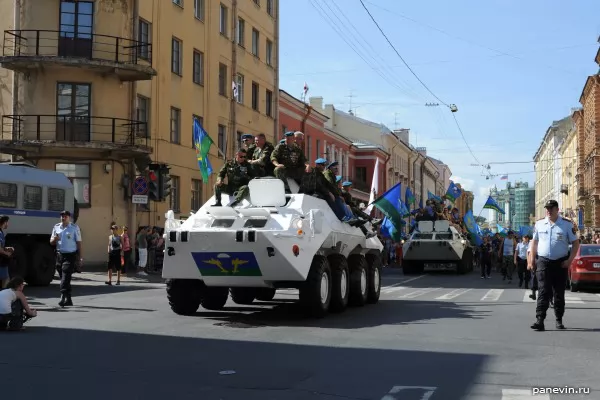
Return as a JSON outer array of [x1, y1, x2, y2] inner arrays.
[[355, 166, 367, 183], [266, 39, 273, 66], [316, 139, 321, 157], [193, 50, 203, 84], [191, 179, 202, 211], [219, 4, 228, 36], [24, 186, 42, 210], [194, 0, 204, 20], [218, 63, 227, 96], [251, 82, 259, 111], [235, 73, 244, 103], [137, 95, 149, 137], [59, 1, 93, 58], [218, 124, 226, 157], [267, 0, 274, 16], [192, 114, 203, 148], [138, 19, 150, 60], [251, 28, 259, 56], [0, 183, 17, 208], [48, 188, 65, 211], [236, 131, 244, 146], [171, 37, 182, 75], [307, 135, 312, 161], [236, 18, 245, 46], [265, 89, 272, 117], [56, 82, 91, 142], [173, 0, 183, 6], [170, 107, 181, 144], [55, 163, 91, 207], [170, 175, 180, 212]]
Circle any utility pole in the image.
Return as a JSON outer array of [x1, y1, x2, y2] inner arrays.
[[394, 112, 400, 129], [346, 90, 356, 114]]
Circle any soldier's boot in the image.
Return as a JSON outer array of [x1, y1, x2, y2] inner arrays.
[[59, 294, 67, 307], [64, 295, 73, 307], [530, 318, 545, 331], [370, 218, 382, 227], [556, 319, 565, 330], [529, 291, 536, 300], [212, 199, 222, 207]]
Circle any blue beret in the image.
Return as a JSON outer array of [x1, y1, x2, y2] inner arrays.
[[327, 161, 338, 169], [335, 175, 342, 183], [284, 131, 295, 137], [315, 158, 327, 164], [279, 139, 285, 144], [241, 134, 253, 140], [342, 181, 352, 187]]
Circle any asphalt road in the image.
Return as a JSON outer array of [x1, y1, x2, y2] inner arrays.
[[1, 268, 599, 400]]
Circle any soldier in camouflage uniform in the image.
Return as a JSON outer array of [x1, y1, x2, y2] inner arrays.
[[323, 161, 341, 195], [248, 133, 275, 177], [278, 139, 285, 145], [300, 158, 358, 224], [241, 134, 256, 156], [213, 148, 257, 207], [271, 131, 311, 193], [341, 181, 382, 227]]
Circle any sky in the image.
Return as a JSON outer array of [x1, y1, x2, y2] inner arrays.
[[278, 0, 600, 221]]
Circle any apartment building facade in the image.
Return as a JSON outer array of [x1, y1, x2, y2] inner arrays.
[[557, 120, 578, 222], [0, 0, 279, 263]]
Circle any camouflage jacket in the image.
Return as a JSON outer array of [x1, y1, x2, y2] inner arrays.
[[341, 189, 356, 208], [300, 169, 331, 199], [245, 143, 257, 155], [217, 160, 257, 187], [252, 142, 275, 166], [322, 169, 340, 195], [270, 143, 307, 169]]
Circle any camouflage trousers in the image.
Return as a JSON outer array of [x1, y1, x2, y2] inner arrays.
[[501, 255, 515, 280], [274, 165, 305, 192], [214, 183, 250, 205]]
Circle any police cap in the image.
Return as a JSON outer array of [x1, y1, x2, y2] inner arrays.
[[544, 199, 559, 208], [284, 131, 295, 137], [279, 139, 286, 144], [60, 210, 71, 217], [315, 158, 327, 165], [342, 181, 352, 187], [327, 161, 339, 169], [335, 175, 342, 183], [241, 134, 253, 140]]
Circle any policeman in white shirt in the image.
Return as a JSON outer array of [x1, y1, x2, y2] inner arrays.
[[527, 200, 579, 331], [50, 210, 82, 307]]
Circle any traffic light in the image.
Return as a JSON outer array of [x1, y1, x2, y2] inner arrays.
[[159, 165, 172, 201], [148, 164, 160, 201]]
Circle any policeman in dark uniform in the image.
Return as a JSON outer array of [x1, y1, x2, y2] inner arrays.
[[50, 211, 83, 307], [527, 200, 579, 331]]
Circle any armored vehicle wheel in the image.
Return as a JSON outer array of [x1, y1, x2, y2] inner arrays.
[[255, 288, 276, 301], [299, 255, 332, 318], [201, 287, 230, 310], [230, 288, 256, 305], [167, 279, 203, 315], [7, 244, 26, 280], [457, 252, 471, 275], [26, 243, 57, 286], [328, 255, 350, 313], [365, 253, 382, 304], [348, 254, 368, 307]]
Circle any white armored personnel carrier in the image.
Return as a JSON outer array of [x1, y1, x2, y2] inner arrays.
[[162, 178, 384, 318], [402, 220, 474, 275]]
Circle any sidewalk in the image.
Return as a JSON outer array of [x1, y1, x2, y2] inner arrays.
[[70, 267, 165, 284]]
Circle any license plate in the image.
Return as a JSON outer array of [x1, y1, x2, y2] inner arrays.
[[594, 263, 600, 268]]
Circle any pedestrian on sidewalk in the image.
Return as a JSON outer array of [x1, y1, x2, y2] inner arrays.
[[0, 215, 15, 289], [50, 211, 82, 307], [527, 200, 579, 331], [106, 225, 124, 286], [515, 235, 531, 288], [121, 226, 132, 275], [136, 227, 149, 276], [499, 231, 517, 282]]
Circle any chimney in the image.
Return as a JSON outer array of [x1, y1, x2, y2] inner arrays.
[[416, 147, 427, 156], [309, 96, 323, 111], [394, 128, 410, 145]]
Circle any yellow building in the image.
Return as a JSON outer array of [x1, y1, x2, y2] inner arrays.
[[0, 0, 279, 263], [558, 122, 578, 221]]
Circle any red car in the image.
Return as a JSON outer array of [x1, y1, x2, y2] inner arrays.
[[569, 244, 600, 292]]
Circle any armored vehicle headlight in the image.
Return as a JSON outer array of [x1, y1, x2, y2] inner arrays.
[[292, 218, 303, 229], [461, 239, 466, 244]]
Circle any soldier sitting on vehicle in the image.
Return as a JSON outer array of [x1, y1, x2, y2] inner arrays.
[[240, 134, 256, 155], [213, 148, 258, 207], [248, 133, 275, 177], [340, 181, 382, 227], [271, 131, 311, 193], [299, 158, 359, 225]]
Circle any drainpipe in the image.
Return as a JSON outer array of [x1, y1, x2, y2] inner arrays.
[[127, 0, 139, 238], [10, 0, 21, 162], [300, 103, 311, 153], [229, 0, 238, 160], [420, 156, 427, 202], [411, 152, 421, 204], [272, 2, 279, 144]]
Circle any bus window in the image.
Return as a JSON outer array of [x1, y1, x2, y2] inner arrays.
[[48, 188, 65, 211], [24, 185, 43, 210], [0, 183, 17, 208]]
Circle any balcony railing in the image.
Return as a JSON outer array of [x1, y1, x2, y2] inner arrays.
[[352, 180, 370, 192], [1, 114, 148, 148], [2, 29, 153, 66]]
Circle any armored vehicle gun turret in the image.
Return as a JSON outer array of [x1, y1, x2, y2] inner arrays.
[[162, 178, 383, 318], [402, 220, 474, 275]]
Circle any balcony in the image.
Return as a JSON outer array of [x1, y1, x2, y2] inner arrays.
[[578, 188, 588, 199], [0, 114, 151, 158], [560, 184, 569, 194], [1, 30, 156, 81]]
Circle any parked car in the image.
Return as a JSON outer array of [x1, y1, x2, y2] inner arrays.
[[568, 244, 600, 292]]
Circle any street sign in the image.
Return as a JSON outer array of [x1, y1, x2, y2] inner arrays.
[[132, 195, 148, 204], [132, 176, 149, 195]]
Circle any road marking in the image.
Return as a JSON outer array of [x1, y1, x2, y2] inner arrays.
[[396, 287, 439, 299], [381, 386, 437, 400], [481, 289, 504, 301], [381, 286, 408, 294], [384, 274, 426, 289], [435, 288, 471, 300], [501, 388, 549, 399], [522, 291, 584, 304]]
